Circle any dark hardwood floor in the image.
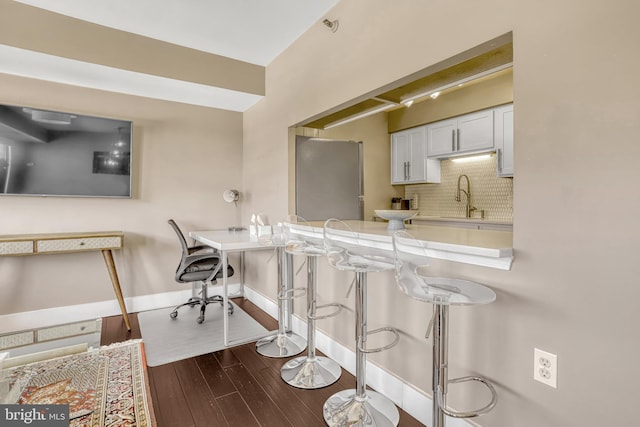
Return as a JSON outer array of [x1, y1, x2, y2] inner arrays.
[[100, 299, 423, 427]]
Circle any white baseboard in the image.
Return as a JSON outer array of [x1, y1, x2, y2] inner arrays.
[[242, 286, 474, 427], [0, 282, 240, 334]]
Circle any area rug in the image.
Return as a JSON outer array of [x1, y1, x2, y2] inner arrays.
[[138, 303, 269, 367], [2, 339, 155, 426]]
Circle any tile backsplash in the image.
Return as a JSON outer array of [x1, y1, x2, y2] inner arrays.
[[404, 155, 513, 222]]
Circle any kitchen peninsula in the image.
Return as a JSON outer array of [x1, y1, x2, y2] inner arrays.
[[291, 220, 513, 270]]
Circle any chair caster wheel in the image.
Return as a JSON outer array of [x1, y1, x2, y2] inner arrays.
[[228, 304, 234, 315], [170, 311, 178, 319], [197, 316, 205, 324]]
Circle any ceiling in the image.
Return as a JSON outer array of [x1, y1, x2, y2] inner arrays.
[[2, 0, 339, 111], [13, 0, 339, 66], [3, 2, 512, 123]]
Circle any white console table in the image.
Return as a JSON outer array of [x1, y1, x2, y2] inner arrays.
[[0, 231, 131, 330]]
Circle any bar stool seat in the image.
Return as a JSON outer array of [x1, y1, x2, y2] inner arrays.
[[323, 219, 400, 427], [253, 214, 306, 358], [393, 231, 498, 427], [280, 217, 343, 389]]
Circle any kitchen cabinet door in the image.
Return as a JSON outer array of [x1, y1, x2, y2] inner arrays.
[[391, 131, 411, 184], [426, 109, 494, 158], [426, 118, 457, 157], [391, 127, 440, 184], [494, 103, 514, 177], [457, 109, 494, 153]]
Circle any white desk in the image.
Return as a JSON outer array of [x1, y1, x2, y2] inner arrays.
[[189, 229, 272, 346]]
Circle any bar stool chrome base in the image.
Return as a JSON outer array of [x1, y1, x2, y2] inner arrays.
[[281, 355, 342, 389], [255, 331, 306, 358], [393, 231, 498, 427], [323, 389, 400, 427]]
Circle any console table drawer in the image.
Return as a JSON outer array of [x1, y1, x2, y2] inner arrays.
[[0, 241, 34, 255], [37, 236, 122, 253]]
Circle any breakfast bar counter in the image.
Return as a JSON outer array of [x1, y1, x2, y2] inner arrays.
[[290, 220, 513, 270]]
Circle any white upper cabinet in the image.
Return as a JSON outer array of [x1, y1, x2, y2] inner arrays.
[[425, 118, 457, 157], [391, 126, 440, 184], [494, 103, 514, 177], [427, 109, 494, 158]]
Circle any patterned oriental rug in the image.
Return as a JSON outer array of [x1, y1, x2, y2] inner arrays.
[[2, 339, 155, 426]]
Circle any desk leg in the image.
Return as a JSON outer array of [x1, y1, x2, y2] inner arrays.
[[101, 249, 131, 331], [222, 251, 230, 347]]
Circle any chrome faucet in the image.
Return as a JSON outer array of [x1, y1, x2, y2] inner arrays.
[[456, 174, 476, 218]]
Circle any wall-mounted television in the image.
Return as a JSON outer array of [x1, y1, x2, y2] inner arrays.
[[0, 104, 132, 198]]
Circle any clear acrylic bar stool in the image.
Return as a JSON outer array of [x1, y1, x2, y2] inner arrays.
[[322, 219, 400, 427], [254, 214, 307, 358], [280, 216, 343, 389], [393, 231, 498, 427]]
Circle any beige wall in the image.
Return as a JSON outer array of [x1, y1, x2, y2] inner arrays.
[[243, 1, 640, 426], [0, 73, 244, 314]]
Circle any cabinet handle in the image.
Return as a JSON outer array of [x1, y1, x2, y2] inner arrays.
[[407, 162, 411, 180], [451, 129, 456, 151], [452, 130, 455, 152], [404, 161, 408, 181], [497, 149, 502, 173], [457, 129, 460, 151]]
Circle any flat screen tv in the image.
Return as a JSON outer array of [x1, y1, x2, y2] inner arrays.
[[0, 104, 132, 198]]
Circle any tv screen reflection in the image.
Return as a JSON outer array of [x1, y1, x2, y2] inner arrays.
[[0, 104, 132, 198]]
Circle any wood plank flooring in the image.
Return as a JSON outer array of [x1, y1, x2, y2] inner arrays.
[[101, 299, 423, 427]]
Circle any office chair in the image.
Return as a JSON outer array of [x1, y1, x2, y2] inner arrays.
[[168, 219, 235, 324]]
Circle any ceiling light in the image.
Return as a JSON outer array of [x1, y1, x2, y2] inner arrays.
[[402, 99, 414, 108], [114, 127, 128, 148], [450, 153, 492, 163], [400, 62, 513, 106], [324, 103, 396, 129]]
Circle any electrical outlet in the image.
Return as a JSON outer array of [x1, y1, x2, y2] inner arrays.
[[533, 348, 557, 388]]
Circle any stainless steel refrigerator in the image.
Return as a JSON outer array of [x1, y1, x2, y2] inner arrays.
[[295, 136, 363, 221]]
